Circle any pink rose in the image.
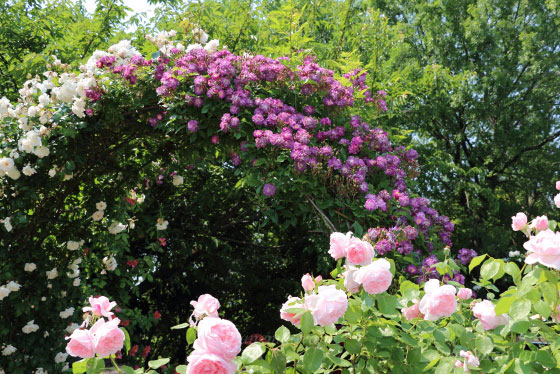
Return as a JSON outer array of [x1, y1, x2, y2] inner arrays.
[[457, 288, 473, 300], [511, 212, 527, 231], [301, 273, 315, 292], [460, 350, 480, 367], [191, 294, 220, 321], [354, 259, 392, 295], [83, 296, 117, 318], [186, 350, 237, 374], [304, 285, 348, 326], [90, 318, 125, 358], [472, 300, 510, 330], [555, 194, 560, 209], [402, 301, 421, 321], [533, 216, 549, 231], [346, 237, 375, 266], [329, 232, 350, 260], [343, 267, 360, 293], [66, 328, 95, 358], [524, 229, 560, 270], [556, 181, 560, 191], [193, 317, 241, 360], [419, 279, 457, 321], [280, 296, 304, 326]]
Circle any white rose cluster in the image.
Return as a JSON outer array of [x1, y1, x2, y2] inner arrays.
[[22, 320, 39, 334]]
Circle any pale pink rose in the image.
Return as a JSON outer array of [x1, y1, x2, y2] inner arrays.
[[186, 350, 237, 374], [556, 181, 560, 191], [193, 317, 241, 360], [304, 285, 348, 326], [343, 267, 360, 293], [65, 328, 95, 358], [329, 232, 350, 260], [472, 300, 510, 330], [454, 360, 464, 369], [555, 194, 560, 209], [418, 279, 457, 321], [301, 273, 315, 292], [460, 350, 480, 367], [315, 275, 322, 282], [191, 294, 220, 319], [511, 212, 527, 231], [402, 301, 421, 321], [457, 288, 473, 300], [280, 296, 304, 326], [354, 259, 392, 295], [533, 216, 549, 231], [90, 318, 125, 358], [346, 237, 375, 266], [524, 229, 560, 270], [83, 296, 117, 318]]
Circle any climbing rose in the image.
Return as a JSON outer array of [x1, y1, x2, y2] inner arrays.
[[472, 300, 509, 330], [419, 279, 457, 321], [402, 301, 421, 321], [524, 229, 560, 270], [511, 212, 527, 231], [280, 296, 303, 326], [304, 285, 348, 326], [65, 329, 95, 358], [329, 232, 350, 260], [343, 267, 360, 293], [90, 318, 125, 358], [83, 296, 117, 318], [186, 350, 237, 374], [533, 215, 549, 231], [191, 294, 220, 320], [193, 317, 241, 360], [345, 237, 374, 266], [353, 259, 392, 295], [457, 288, 473, 300], [301, 273, 315, 291]]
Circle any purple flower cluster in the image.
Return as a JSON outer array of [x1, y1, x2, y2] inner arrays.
[[457, 248, 478, 266]]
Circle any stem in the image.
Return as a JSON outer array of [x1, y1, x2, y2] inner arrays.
[[110, 356, 123, 374], [293, 334, 305, 373]]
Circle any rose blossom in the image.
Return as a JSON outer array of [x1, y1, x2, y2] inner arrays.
[[418, 279, 457, 321], [90, 317, 125, 358], [402, 301, 421, 321], [65, 328, 95, 358], [343, 266, 360, 293], [524, 229, 560, 270], [301, 273, 315, 292], [353, 259, 393, 294], [555, 194, 560, 208], [556, 181, 560, 190], [193, 317, 241, 360], [186, 350, 237, 374], [190, 294, 220, 321], [511, 212, 527, 231], [457, 288, 473, 300], [83, 296, 117, 318], [329, 232, 351, 260], [346, 237, 375, 266], [472, 300, 510, 330], [280, 296, 303, 326], [304, 285, 348, 326], [533, 215, 549, 231]]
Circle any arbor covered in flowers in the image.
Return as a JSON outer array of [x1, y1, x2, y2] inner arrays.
[[3, 25, 560, 374]]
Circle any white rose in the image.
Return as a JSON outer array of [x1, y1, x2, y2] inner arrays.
[[3, 217, 12, 232], [96, 201, 107, 210], [54, 352, 68, 363], [22, 165, 36, 176], [204, 39, 220, 53], [92, 210, 104, 221], [108, 221, 126, 234], [172, 175, 184, 186], [102, 256, 118, 271], [66, 241, 80, 251], [65, 323, 79, 334], [0, 157, 14, 172], [71, 97, 86, 118], [59, 308, 74, 319], [7, 167, 21, 180], [24, 263, 37, 272], [0, 286, 10, 300], [156, 218, 168, 230], [2, 345, 16, 356], [22, 320, 39, 334], [48, 169, 56, 177], [6, 281, 21, 292], [34, 146, 50, 158], [46, 268, 58, 280], [73, 278, 81, 287]]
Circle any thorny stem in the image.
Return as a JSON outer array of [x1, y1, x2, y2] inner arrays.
[[110, 356, 123, 374]]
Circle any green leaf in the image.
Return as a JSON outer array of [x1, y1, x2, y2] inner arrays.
[[475, 335, 494, 355], [480, 260, 500, 280], [352, 221, 363, 237], [303, 346, 323, 372], [120, 366, 135, 374], [377, 294, 398, 316], [495, 296, 515, 315], [171, 323, 189, 330], [509, 298, 531, 320], [148, 358, 170, 369], [121, 327, 131, 354], [505, 262, 520, 278], [344, 339, 361, 354], [469, 254, 487, 272], [536, 350, 556, 368], [174, 366, 187, 374], [187, 327, 197, 345], [275, 326, 290, 343], [423, 357, 440, 372], [72, 359, 88, 374], [534, 299, 552, 319], [300, 311, 314, 334], [86, 358, 105, 374], [242, 343, 266, 364], [269, 351, 286, 374]]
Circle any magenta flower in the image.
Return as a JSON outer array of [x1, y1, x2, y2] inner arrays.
[[263, 183, 276, 196]]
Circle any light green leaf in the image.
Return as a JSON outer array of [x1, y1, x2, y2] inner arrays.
[[509, 298, 531, 320], [174, 365, 187, 374], [300, 311, 314, 334], [242, 343, 266, 364], [303, 347, 323, 372], [187, 327, 197, 345], [475, 335, 494, 355], [275, 326, 290, 343], [469, 254, 487, 272], [148, 358, 170, 369], [171, 323, 189, 330]]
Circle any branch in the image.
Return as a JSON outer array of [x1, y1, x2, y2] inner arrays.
[[306, 195, 337, 233]]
